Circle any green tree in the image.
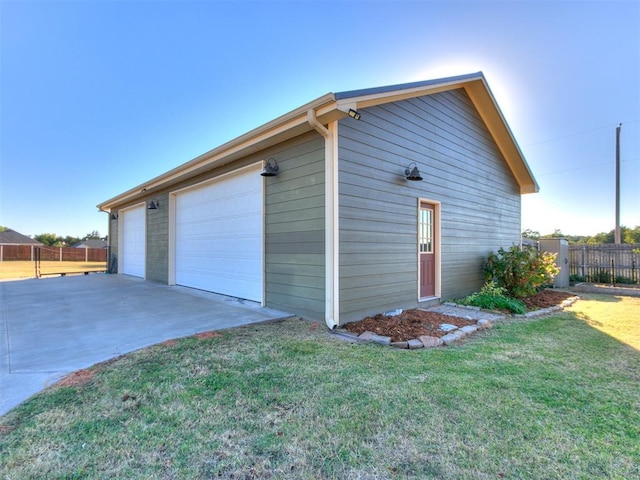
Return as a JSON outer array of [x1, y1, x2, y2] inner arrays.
[[623, 225, 640, 244], [521, 229, 540, 240], [84, 230, 101, 240], [64, 235, 82, 246], [34, 233, 64, 246], [540, 229, 565, 239]]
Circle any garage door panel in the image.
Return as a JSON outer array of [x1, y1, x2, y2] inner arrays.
[[121, 205, 145, 278], [175, 167, 263, 301]]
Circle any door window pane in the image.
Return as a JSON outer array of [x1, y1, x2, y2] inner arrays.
[[419, 207, 433, 253]]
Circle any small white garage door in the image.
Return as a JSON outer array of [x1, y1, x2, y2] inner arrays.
[[121, 204, 146, 278], [174, 165, 263, 301]]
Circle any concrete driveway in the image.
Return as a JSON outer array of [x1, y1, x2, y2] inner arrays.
[[0, 274, 291, 416]]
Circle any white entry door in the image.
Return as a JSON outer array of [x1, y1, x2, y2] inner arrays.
[[174, 165, 263, 301], [121, 204, 146, 278]]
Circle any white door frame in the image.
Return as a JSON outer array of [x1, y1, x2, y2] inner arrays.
[[417, 197, 441, 300]]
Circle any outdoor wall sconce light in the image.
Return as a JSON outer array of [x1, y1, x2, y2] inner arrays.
[[261, 158, 279, 177], [405, 162, 423, 181], [148, 199, 159, 210], [111, 213, 118, 220], [348, 109, 361, 120]]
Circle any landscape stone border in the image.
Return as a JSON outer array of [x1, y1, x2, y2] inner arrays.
[[332, 295, 580, 349]]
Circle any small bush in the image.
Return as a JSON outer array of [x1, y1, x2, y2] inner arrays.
[[457, 282, 527, 314], [615, 275, 637, 285], [485, 245, 560, 299], [589, 271, 611, 284], [570, 274, 586, 283]]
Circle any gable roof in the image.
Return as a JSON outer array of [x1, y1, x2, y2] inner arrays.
[[0, 229, 42, 245], [98, 72, 538, 211], [73, 239, 107, 249]]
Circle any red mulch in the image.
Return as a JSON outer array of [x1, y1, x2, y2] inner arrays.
[[343, 290, 577, 343], [344, 309, 476, 342], [521, 289, 575, 310]]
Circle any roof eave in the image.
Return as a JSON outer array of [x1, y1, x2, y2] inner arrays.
[[98, 73, 539, 210], [98, 93, 341, 211]]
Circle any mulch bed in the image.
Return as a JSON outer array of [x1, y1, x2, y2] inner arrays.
[[344, 309, 477, 342], [521, 289, 576, 310], [343, 290, 577, 343]]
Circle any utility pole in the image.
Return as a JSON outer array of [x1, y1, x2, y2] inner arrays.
[[615, 123, 622, 244]]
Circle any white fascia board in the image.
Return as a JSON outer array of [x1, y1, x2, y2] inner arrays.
[[343, 80, 472, 110], [464, 79, 539, 194], [98, 93, 337, 211]]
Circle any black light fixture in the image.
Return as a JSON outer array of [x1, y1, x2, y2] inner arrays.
[[111, 213, 118, 220], [148, 199, 159, 210], [348, 108, 361, 120], [405, 163, 423, 181], [261, 158, 279, 177]]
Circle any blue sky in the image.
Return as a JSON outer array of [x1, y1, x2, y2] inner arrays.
[[1, 0, 638, 238]]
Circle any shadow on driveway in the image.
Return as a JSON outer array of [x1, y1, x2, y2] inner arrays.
[[0, 274, 291, 416]]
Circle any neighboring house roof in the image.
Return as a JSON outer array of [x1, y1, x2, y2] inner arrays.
[[0, 229, 43, 245], [98, 72, 538, 211], [73, 239, 107, 249]]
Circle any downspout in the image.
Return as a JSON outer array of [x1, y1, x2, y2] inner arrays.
[[307, 109, 339, 330], [99, 208, 114, 274]]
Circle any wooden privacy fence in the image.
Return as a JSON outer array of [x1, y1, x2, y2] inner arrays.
[[0, 245, 107, 262], [0, 245, 38, 261], [569, 244, 640, 284]]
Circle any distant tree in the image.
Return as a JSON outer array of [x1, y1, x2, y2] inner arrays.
[[590, 230, 614, 244], [34, 233, 64, 246], [566, 235, 590, 245], [64, 235, 82, 246], [0, 226, 8, 232], [536, 226, 640, 245], [521, 229, 540, 240], [83, 230, 101, 240], [624, 225, 640, 244]]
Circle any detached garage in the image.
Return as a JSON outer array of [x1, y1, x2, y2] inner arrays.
[[98, 73, 538, 327]]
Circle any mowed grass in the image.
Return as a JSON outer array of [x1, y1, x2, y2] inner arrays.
[[0, 261, 106, 280], [1, 294, 638, 479], [566, 293, 640, 350]]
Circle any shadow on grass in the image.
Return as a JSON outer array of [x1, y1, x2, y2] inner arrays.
[[565, 292, 639, 351], [569, 291, 622, 303]]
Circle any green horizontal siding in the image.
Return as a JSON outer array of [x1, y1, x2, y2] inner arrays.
[[265, 134, 326, 320], [338, 88, 521, 324], [146, 193, 169, 283]]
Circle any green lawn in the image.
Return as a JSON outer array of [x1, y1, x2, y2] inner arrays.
[[1, 293, 638, 479]]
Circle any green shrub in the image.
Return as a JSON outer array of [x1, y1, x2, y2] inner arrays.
[[570, 274, 586, 283], [485, 245, 560, 299], [615, 275, 637, 285], [457, 281, 527, 314], [589, 271, 611, 284]]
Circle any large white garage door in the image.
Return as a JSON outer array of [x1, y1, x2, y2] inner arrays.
[[121, 204, 146, 278], [175, 166, 263, 301]]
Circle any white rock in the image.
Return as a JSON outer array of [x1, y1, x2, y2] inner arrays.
[[439, 323, 458, 332]]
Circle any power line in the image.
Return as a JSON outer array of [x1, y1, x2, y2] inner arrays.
[[522, 120, 639, 148], [536, 158, 638, 177]]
